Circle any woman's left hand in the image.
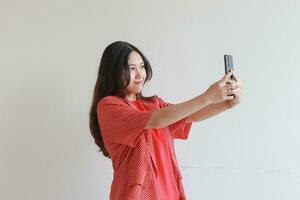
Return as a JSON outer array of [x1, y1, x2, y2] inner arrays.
[[225, 70, 244, 108]]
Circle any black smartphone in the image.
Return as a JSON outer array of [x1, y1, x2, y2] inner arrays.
[[224, 54, 236, 81]]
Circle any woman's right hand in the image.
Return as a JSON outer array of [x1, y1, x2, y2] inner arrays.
[[204, 71, 235, 104]]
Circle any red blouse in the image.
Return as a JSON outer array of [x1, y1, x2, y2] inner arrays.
[[97, 95, 193, 200], [133, 100, 180, 200]]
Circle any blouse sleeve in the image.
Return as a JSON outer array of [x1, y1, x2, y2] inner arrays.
[[156, 96, 193, 140], [97, 96, 153, 148]]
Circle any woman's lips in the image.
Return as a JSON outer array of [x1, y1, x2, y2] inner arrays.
[[134, 80, 143, 84]]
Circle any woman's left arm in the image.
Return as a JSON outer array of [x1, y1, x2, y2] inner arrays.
[[187, 70, 243, 123], [186, 101, 230, 122]]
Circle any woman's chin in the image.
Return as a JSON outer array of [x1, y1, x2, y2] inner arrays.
[[131, 86, 143, 93]]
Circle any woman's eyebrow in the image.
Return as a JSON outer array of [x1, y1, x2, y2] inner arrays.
[[128, 62, 144, 66]]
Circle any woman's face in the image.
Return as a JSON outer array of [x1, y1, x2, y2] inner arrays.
[[125, 51, 146, 100]]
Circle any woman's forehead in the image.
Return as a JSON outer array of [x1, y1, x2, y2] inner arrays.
[[128, 51, 144, 66]]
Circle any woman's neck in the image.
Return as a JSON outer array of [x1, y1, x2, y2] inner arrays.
[[125, 93, 137, 101]]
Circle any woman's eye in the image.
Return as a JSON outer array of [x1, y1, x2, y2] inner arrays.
[[129, 65, 144, 70]]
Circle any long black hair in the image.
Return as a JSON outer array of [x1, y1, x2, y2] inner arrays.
[[89, 41, 155, 158]]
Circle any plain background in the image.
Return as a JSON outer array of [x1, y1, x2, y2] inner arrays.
[[1, 0, 300, 199]]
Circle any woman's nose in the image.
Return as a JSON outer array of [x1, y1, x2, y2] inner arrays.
[[135, 73, 142, 79], [135, 68, 143, 77]]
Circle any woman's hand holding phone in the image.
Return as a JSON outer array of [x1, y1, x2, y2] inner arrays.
[[225, 70, 244, 108], [204, 71, 236, 105]]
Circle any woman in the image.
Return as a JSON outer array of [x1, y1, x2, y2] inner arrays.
[[89, 41, 243, 200]]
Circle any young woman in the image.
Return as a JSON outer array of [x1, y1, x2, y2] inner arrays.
[[89, 41, 243, 200]]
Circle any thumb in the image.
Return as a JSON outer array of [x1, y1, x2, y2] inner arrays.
[[221, 71, 233, 83]]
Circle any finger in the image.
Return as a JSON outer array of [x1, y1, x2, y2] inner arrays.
[[230, 80, 243, 89], [227, 87, 241, 96], [231, 89, 242, 97], [234, 92, 242, 98], [221, 71, 233, 83], [226, 89, 235, 96], [230, 86, 238, 90], [232, 70, 241, 82], [232, 90, 241, 96], [226, 79, 235, 84], [226, 83, 238, 90], [225, 84, 231, 90], [231, 88, 241, 94], [227, 79, 236, 83], [231, 74, 238, 82], [229, 82, 238, 88], [225, 95, 235, 101]]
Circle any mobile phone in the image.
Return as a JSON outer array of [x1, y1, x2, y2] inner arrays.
[[224, 54, 236, 81]]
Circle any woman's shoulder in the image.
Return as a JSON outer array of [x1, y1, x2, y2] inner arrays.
[[100, 95, 160, 102], [98, 95, 127, 106], [98, 95, 165, 108]]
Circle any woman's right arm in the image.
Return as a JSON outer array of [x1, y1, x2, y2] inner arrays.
[[146, 71, 235, 129], [146, 93, 210, 129]]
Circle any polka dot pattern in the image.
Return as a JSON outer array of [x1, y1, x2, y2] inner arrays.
[[97, 95, 193, 200]]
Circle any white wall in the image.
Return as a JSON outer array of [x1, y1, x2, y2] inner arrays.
[[1, 0, 300, 199]]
